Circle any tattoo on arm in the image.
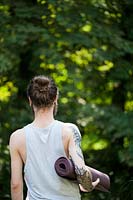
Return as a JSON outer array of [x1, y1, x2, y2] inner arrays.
[[69, 125, 93, 191], [69, 126, 84, 160], [75, 165, 93, 191]]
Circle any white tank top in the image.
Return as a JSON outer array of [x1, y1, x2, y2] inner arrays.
[[24, 120, 81, 200]]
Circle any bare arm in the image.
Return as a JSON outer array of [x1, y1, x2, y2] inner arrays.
[[68, 124, 99, 192], [9, 131, 23, 200]]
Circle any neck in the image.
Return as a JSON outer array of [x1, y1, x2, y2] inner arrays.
[[32, 107, 55, 128]]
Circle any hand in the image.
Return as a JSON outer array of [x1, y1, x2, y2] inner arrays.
[[79, 178, 100, 192], [92, 178, 100, 188]]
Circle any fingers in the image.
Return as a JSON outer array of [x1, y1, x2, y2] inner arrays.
[[79, 184, 88, 192], [92, 178, 100, 188], [79, 177, 100, 192]]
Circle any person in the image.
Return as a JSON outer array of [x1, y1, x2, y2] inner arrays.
[[9, 75, 99, 200]]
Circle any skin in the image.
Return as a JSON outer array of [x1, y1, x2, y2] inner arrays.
[[9, 98, 99, 200]]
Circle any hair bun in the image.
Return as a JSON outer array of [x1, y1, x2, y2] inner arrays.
[[27, 75, 57, 108], [39, 87, 48, 93]]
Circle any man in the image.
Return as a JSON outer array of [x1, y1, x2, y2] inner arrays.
[[9, 75, 99, 200]]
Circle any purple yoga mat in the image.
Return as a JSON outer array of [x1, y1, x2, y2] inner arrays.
[[55, 157, 110, 192]]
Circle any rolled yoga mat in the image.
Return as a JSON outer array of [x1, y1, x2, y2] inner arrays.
[[54, 157, 110, 192]]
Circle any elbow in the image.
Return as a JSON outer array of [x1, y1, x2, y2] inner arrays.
[[11, 180, 22, 191]]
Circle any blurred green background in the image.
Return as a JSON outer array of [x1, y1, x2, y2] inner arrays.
[[0, 0, 133, 199]]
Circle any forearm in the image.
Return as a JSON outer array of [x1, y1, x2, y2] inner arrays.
[[73, 159, 93, 191]]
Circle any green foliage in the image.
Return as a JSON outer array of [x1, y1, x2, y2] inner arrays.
[[0, 0, 133, 199]]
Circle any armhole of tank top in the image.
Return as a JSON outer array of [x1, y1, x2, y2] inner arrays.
[[59, 121, 68, 158], [23, 126, 29, 173]]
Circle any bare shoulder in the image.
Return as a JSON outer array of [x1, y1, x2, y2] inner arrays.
[[62, 122, 81, 138], [62, 122, 74, 134], [9, 128, 25, 149], [64, 122, 78, 127]]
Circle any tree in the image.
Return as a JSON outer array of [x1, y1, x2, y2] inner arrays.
[[0, 0, 133, 199]]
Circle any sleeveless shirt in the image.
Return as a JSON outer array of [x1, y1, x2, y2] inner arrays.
[[24, 120, 81, 200]]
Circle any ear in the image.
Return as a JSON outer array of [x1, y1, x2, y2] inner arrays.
[[28, 97, 32, 106], [54, 94, 58, 104]]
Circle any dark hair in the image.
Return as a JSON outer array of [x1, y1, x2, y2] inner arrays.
[[27, 75, 58, 108]]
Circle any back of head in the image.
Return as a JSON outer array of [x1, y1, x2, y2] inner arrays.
[[27, 75, 58, 109]]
